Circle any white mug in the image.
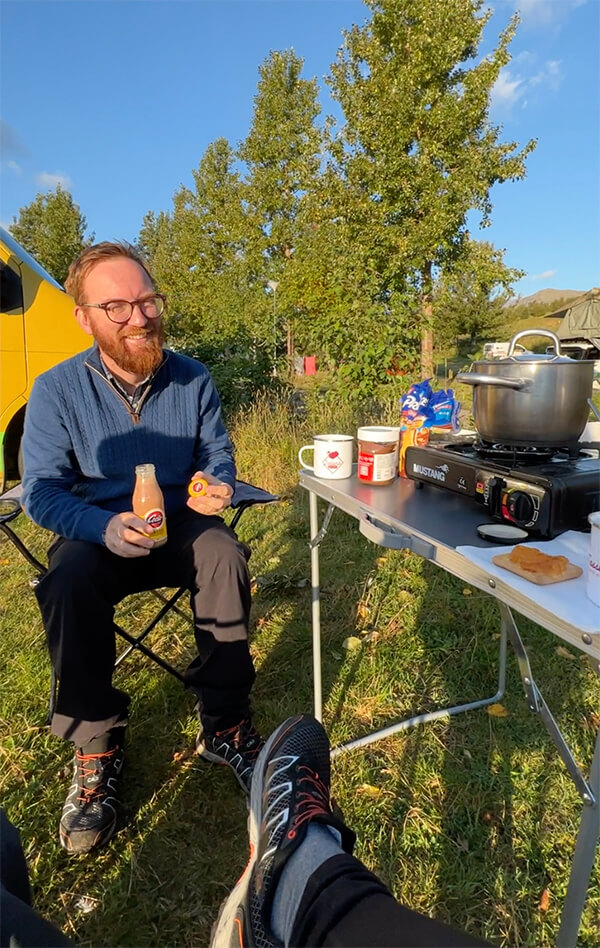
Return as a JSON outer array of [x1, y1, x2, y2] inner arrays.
[[299, 434, 353, 479], [587, 512, 600, 607]]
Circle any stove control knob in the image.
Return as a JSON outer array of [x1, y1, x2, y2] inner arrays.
[[506, 490, 535, 525]]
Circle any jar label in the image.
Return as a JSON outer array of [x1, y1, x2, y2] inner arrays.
[[358, 450, 397, 482]]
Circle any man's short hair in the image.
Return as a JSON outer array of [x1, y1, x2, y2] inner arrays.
[[65, 242, 155, 304]]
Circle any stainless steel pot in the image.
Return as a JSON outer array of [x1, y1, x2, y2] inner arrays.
[[456, 329, 595, 446]]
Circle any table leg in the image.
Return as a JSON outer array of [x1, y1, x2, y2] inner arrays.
[[500, 603, 595, 804], [330, 605, 508, 757], [309, 490, 323, 721], [556, 724, 600, 948], [498, 603, 599, 946]]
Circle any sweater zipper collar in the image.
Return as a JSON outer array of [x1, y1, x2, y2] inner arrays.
[[85, 361, 159, 424]]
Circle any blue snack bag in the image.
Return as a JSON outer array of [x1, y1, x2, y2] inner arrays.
[[400, 379, 433, 426], [422, 389, 461, 429]]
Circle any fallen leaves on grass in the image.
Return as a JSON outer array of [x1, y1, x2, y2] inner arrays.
[[358, 783, 381, 797], [555, 645, 577, 661], [356, 602, 370, 620], [362, 630, 380, 643], [74, 895, 100, 915], [487, 703, 510, 718], [539, 888, 550, 913], [462, 588, 473, 596], [583, 710, 600, 733], [172, 748, 194, 763], [343, 636, 362, 651]]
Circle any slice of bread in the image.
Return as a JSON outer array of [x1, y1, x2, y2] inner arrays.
[[508, 545, 570, 579]]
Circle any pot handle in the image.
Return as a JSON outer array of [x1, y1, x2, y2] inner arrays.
[[455, 372, 528, 390], [508, 328, 562, 357]]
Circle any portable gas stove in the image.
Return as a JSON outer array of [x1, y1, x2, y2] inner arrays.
[[404, 438, 600, 538]]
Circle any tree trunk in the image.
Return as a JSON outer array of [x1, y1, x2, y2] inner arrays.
[[420, 262, 434, 378], [421, 325, 433, 378]]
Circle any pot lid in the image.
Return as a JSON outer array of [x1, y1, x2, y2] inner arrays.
[[498, 349, 578, 364], [492, 329, 586, 364]]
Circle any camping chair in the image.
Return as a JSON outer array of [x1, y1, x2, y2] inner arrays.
[[0, 480, 279, 722]]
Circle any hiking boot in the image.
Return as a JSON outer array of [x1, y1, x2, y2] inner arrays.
[[196, 718, 264, 793], [210, 714, 355, 948], [59, 729, 125, 854]]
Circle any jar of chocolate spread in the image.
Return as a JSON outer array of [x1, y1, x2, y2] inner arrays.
[[357, 426, 401, 485]]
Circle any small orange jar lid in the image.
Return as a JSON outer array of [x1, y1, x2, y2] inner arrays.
[[188, 477, 208, 497]]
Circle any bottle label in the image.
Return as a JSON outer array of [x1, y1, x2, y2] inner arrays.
[[144, 508, 167, 539]]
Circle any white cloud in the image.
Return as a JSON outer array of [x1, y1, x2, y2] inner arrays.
[[36, 171, 72, 189], [509, 0, 587, 28], [5, 159, 22, 174], [491, 58, 563, 112], [530, 59, 563, 90], [530, 269, 557, 280], [491, 68, 526, 107]]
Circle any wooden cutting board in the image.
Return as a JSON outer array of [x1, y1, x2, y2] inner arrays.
[[492, 553, 583, 585]]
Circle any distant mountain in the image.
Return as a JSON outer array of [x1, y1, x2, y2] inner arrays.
[[506, 288, 583, 308]]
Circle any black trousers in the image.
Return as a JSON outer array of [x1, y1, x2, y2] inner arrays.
[[290, 854, 492, 947], [34, 511, 255, 745]]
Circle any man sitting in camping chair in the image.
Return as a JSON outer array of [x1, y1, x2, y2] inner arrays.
[[21, 241, 264, 855]]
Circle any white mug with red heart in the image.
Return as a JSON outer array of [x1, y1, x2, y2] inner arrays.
[[298, 434, 354, 479]]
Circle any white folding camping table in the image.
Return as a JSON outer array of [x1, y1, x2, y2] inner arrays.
[[299, 468, 599, 948]]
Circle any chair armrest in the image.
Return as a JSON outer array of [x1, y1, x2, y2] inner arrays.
[[231, 480, 279, 508], [0, 483, 24, 526]]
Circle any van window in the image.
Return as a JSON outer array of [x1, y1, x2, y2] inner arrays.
[[0, 261, 24, 313], [0, 227, 63, 290]]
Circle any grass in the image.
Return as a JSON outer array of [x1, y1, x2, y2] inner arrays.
[[1, 390, 599, 947]]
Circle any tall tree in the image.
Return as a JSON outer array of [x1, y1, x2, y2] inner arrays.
[[10, 186, 92, 284], [327, 0, 536, 375], [238, 49, 323, 359]]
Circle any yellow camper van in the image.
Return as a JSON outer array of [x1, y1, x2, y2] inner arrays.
[[0, 227, 88, 490]]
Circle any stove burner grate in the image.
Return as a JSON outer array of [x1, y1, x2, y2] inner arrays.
[[472, 440, 578, 463]]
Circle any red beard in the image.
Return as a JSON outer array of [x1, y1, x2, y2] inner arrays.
[[94, 321, 165, 376]]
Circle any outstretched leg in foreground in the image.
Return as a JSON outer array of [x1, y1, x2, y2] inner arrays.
[[211, 714, 492, 948]]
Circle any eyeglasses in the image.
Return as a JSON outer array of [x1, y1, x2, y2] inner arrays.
[[82, 294, 166, 324]]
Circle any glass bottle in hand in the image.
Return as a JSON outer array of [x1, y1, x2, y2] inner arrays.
[[132, 463, 167, 546]]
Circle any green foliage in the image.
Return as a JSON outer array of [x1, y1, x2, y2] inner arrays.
[[433, 239, 524, 346], [239, 49, 323, 266], [170, 328, 283, 419], [9, 186, 93, 285], [326, 0, 536, 368]]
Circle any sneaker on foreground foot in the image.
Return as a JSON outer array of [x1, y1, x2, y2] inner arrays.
[[196, 718, 264, 793], [59, 729, 125, 854], [210, 713, 355, 947]]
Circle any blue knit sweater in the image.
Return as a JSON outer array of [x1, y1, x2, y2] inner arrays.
[[21, 346, 236, 544]]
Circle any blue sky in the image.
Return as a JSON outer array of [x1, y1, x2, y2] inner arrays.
[[1, 0, 598, 297]]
